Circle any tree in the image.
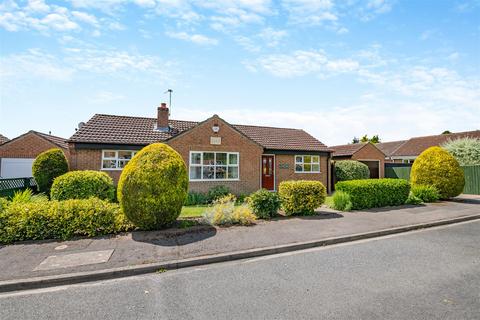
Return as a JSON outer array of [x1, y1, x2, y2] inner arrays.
[[352, 136, 360, 144], [370, 135, 380, 143], [442, 130, 452, 134], [442, 137, 480, 166], [352, 135, 381, 144], [360, 135, 369, 143]]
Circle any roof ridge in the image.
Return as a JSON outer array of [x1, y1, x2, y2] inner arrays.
[[94, 113, 198, 123], [408, 129, 480, 140]]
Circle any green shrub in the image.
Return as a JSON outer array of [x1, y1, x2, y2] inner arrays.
[[335, 160, 370, 181], [411, 185, 439, 203], [0, 198, 132, 244], [32, 148, 68, 194], [410, 146, 465, 199], [442, 137, 480, 166], [117, 143, 188, 230], [335, 178, 410, 210], [207, 185, 231, 203], [247, 189, 281, 219], [405, 192, 423, 205], [10, 189, 48, 204], [278, 180, 326, 216], [0, 197, 9, 212], [202, 194, 256, 226], [50, 170, 115, 201], [331, 191, 352, 211], [185, 192, 209, 206]]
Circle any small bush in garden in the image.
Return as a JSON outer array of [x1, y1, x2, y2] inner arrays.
[[117, 143, 188, 230], [0, 197, 9, 212], [50, 170, 115, 201], [32, 148, 68, 194], [331, 191, 352, 211], [278, 180, 326, 216], [185, 192, 209, 206], [0, 198, 132, 244], [202, 194, 256, 226], [207, 185, 231, 203], [405, 192, 423, 205], [411, 185, 439, 203], [247, 189, 281, 219], [442, 137, 480, 166], [334, 160, 370, 181], [410, 146, 464, 199], [335, 178, 410, 210], [10, 189, 48, 204]]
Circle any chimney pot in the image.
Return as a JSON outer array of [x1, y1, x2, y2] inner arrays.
[[157, 103, 169, 129]]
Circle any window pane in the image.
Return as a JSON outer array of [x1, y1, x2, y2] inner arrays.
[[190, 167, 201, 180], [304, 164, 312, 172], [103, 151, 116, 158], [228, 166, 239, 179], [202, 166, 215, 179], [312, 164, 320, 172], [304, 155, 312, 164], [216, 166, 227, 179], [203, 153, 215, 165], [229, 153, 238, 165], [295, 156, 303, 163], [118, 151, 132, 159], [191, 153, 201, 165], [118, 160, 129, 168], [102, 160, 116, 169], [216, 153, 227, 165], [295, 164, 303, 172], [312, 156, 319, 163]]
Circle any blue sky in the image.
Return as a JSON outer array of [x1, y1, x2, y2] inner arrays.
[[0, 0, 479, 145]]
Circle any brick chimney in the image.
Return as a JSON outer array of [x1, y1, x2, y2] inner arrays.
[[157, 102, 169, 129]]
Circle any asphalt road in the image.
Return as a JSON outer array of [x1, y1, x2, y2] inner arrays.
[[1, 220, 479, 320]]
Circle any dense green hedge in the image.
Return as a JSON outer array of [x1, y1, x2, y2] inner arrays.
[[118, 143, 188, 230], [32, 148, 68, 194], [247, 189, 281, 219], [278, 180, 326, 215], [50, 170, 115, 201], [334, 160, 370, 181], [0, 198, 131, 244], [335, 178, 410, 210], [410, 185, 439, 203]]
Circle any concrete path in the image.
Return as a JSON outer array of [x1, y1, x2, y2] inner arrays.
[[0, 195, 479, 285]]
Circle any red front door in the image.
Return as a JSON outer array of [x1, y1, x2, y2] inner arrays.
[[262, 155, 275, 191]]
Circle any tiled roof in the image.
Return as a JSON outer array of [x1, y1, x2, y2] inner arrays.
[[69, 114, 331, 152], [391, 130, 480, 157], [0, 134, 9, 145], [329, 143, 367, 157], [376, 140, 407, 157], [33, 131, 69, 149]]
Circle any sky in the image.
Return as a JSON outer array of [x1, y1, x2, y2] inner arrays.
[[0, 0, 479, 146]]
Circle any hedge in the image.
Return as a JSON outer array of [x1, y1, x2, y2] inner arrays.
[[50, 170, 115, 201], [117, 143, 188, 230], [335, 178, 410, 210], [334, 160, 370, 181], [278, 180, 326, 215], [32, 148, 68, 194], [410, 185, 439, 203], [247, 189, 281, 219], [0, 198, 132, 244]]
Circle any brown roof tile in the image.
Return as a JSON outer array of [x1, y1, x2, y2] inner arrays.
[[391, 130, 480, 157], [329, 143, 367, 157], [69, 114, 331, 152], [33, 131, 68, 149], [376, 140, 407, 157], [0, 134, 9, 145]]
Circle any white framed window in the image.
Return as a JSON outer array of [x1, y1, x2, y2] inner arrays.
[[102, 150, 138, 170], [189, 151, 239, 181], [295, 155, 320, 173]]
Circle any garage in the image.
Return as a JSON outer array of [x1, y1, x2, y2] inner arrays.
[[0, 158, 35, 178], [359, 160, 380, 179]]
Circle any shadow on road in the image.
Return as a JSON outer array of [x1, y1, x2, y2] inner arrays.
[[131, 225, 217, 247]]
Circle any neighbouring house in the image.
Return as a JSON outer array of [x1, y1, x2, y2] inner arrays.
[[0, 134, 9, 145], [376, 140, 407, 163], [68, 103, 333, 194], [0, 131, 69, 178], [330, 142, 385, 179], [381, 130, 480, 164]]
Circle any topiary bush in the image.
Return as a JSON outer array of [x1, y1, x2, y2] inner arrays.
[[0, 198, 132, 244], [117, 143, 188, 230], [247, 189, 281, 219], [335, 178, 410, 210], [410, 146, 465, 199], [331, 191, 352, 211], [278, 180, 326, 216], [207, 185, 231, 203], [50, 170, 115, 201], [442, 137, 480, 166], [334, 160, 370, 181], [410, 185, 439, 203], [32, 148, 68, 194]]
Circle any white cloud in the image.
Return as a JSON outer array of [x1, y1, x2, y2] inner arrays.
[[89, 91, 125, 104], [166, 31, 218, 45], [282, 0, 337, 25], [71, 11, 98, 26], [258, 27, 287, 47], [27, 0, 50, 13]]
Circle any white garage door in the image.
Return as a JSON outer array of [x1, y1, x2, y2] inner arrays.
[[0, 158, 35, 178]]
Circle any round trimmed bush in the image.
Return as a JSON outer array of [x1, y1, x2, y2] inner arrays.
[[411, 146, 464, 199], [278, 180, 326, 216], [117, 143, 188, 230], [50, 170, 115, 201], [334, 160, 370, 181], [247, 189, 281, 219], [32, 148, 68, 194]]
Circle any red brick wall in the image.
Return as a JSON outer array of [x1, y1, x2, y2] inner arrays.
[[351, 144, 385, 178], [68, 146, 124, 182], [0, 132, 68, 159], [274, 154, 329, 191]]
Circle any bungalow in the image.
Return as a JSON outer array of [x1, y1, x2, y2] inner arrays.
[[68, 103, 333, 194], [0, 130, 69, 178], [329, 142, 385, 179], [376, 140, 407, 163]]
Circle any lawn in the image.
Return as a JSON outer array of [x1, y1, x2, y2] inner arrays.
[[180, 205, 208, 218]]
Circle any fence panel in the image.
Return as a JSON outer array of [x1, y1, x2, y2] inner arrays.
[[385, 166, 412, 181], [462, 165, 480, 195], [0, 177, 37, 198]]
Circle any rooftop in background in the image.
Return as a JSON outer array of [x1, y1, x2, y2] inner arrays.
[[376, 140, 407, 157], [0, 130, 68, 150], [329, 142, 383, 157], [0, 134, 9, 145], [69, 114, 332, 152]]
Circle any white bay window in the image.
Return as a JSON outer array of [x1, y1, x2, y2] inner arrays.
[[189, 151, 239, 180]]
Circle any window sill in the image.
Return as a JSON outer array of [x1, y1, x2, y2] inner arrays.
[[190, 179, 240, 182], [294, 171, 321, 174]]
